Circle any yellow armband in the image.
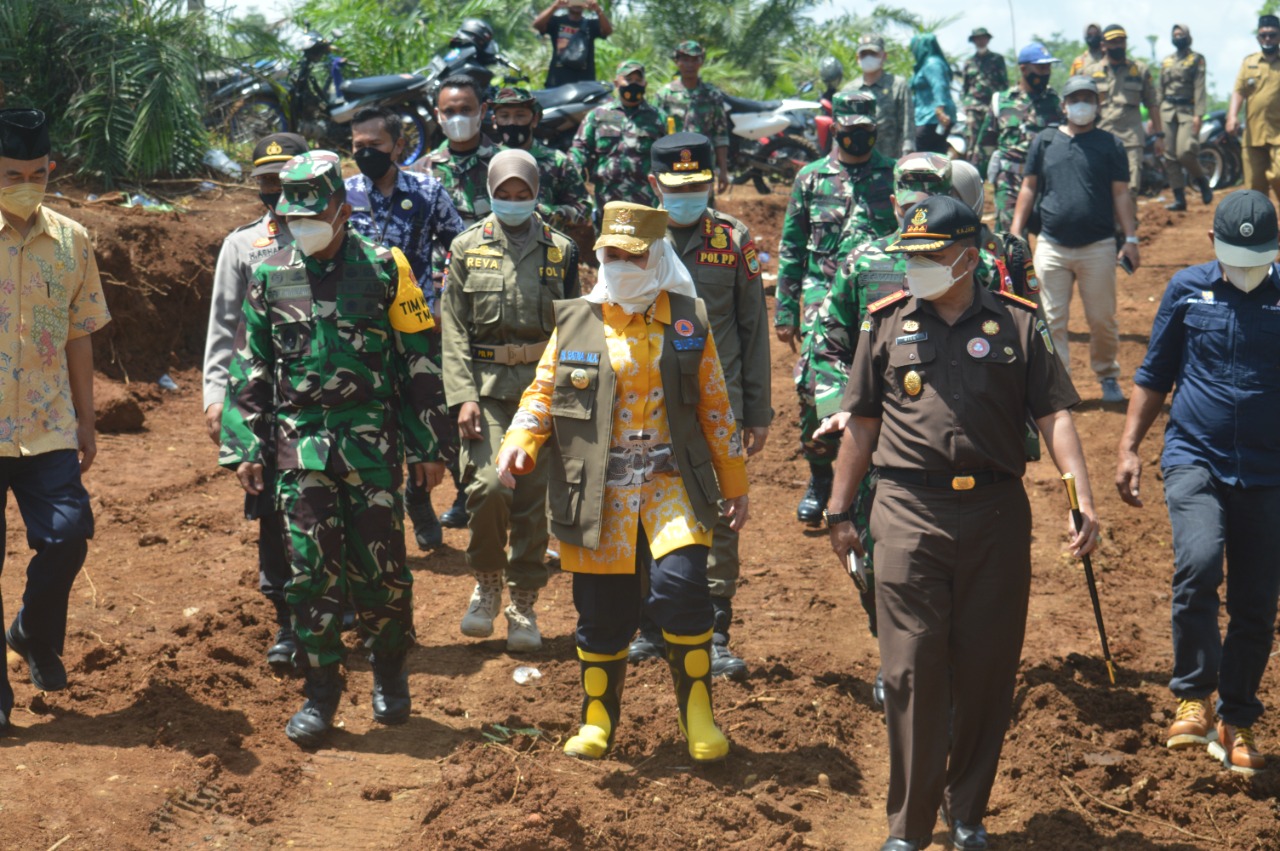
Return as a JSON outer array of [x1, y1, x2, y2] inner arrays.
[[388, 247, 435, 333]]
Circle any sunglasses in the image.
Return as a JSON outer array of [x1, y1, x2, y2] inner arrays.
[[1260, 31, 1280, 40]]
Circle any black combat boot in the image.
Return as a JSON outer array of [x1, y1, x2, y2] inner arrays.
[[370, 649, 411, 725], [5, 614, 67, 692], [709, 598, 747, 681], [627, 614, 665, 663], [406, 498, 443, 550], [1196, 175, 1213, 205], [1165, 187, 1187, 211], [440, 466, 470, 528], [797, 463, 833, 525], [285, 663, 343, 746], [266, 628, 298, 672]]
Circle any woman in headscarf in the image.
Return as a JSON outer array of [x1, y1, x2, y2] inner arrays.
[[910, 32, 957, 154], [495, 201, 749, 763]]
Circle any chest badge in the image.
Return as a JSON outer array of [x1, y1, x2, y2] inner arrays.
[[570, 368, 590, 389], [1003, 346, 1015, 357], [710, 226, 729, 250], [903, 370, 922, 396], [967, 338, 990, 358], [400, 198, 413, 210], [982, 320, 999, 335], [253, 237, 273, 248], [547, 246, 564, 263], [902, 319, 920, 332], [674, 318, 695, 337]]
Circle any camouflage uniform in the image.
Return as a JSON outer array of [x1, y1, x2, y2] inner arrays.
[[990, 86, 1062, 231], [960, 49, 1009, 167], [778, 92, 896, 465], [572, 98, 673, 218], [490, 86, 593, 229], [412, 137, 498, 228], [220, 152, 450, 669], [653, 80, 730, 151]]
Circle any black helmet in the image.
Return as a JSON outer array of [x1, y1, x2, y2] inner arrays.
[[452, 18, 495, 51], [819, 56, 845, 87]]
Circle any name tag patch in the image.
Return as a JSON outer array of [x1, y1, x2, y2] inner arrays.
[[697, 250, 737, 267], [560, 349, 601, 364], [895, 333, 927, 345], [671, 336, 706, 351], [466, 256, 501, 270]]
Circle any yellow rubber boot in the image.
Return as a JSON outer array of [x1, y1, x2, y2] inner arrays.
[[663, 629, 730, 763], [563, 646, 627, 760]]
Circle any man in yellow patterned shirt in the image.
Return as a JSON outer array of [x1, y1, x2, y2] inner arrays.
[[497, 202, 747, 764], [0, 108, 111, 730]]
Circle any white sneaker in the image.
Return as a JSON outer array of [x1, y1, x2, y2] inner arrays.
[[460, 574, 504, 638], [504, 589, 543, 652]]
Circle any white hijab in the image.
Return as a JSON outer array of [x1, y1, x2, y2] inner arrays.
[[584, 239, 697, 313]]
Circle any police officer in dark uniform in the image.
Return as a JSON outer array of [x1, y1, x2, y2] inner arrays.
[[825, 196, 1099, 851]]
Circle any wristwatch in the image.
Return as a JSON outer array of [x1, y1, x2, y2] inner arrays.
[[823, 509, 852, 528], [1125, 236, 1139, 245]]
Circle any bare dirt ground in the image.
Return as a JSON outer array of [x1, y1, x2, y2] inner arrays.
[[2, 183, 1277, 850]]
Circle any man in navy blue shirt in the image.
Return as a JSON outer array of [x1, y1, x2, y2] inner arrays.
[[1116, 189, 1280, 776]]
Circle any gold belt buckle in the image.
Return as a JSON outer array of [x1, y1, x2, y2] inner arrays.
[[951, 476, 976, 491]]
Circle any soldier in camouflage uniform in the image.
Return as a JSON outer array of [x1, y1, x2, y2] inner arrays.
[[490, 85, 592, 230], [990, 42, 1063, 232], [1160, 25, 1213, 211], [653, 41, 731, 195], [220, 152, 451, 747], [572, 59, 674, 223], [960, 27, 1008, 172], [776, 90, 896, 525]]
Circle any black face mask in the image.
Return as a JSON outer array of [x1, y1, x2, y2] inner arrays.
[[495, 122, 532, 148], [618, 83, 646, 106], [1024, 72, 1050, 94], [1264, 42, 1280, 55], [354, 146, 393, 180], [1107, 47, 1126, 62], [836, 126, 876, 156], [259, 191, 280, 212], [1085, 34, 1102, 50], [1172, 36, 1191, 51]]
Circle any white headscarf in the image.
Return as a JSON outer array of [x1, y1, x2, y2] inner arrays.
[[583, 239, 697, 313]]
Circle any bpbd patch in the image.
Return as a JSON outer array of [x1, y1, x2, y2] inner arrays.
[[560, 349, 601, 364]]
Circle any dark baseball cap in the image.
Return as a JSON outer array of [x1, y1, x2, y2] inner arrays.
[[251, 132, 309, 177], [651, 132, 714, 186], [1261, 14, 1280, 30], [1214, 190, 1279, 265], [886, 196, 980, 254]]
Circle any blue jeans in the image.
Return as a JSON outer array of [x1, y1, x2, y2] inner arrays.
[[1165, 464, 1280, 726]]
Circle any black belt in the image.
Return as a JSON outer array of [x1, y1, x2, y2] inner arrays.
[[1166, 96, 1194, 106], [878, 468, 1015, 491]]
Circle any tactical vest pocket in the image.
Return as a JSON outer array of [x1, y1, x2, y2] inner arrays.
[[550, 454, 584, 525], [685, 442, 721, 506], [551, 363, 597, 419]]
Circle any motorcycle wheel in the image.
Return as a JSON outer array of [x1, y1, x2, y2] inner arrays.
[[757, 136, 822, 193], [394, 105, 430, 166], [1226, 144, 1243, 188], [227, 97, 288, 147], [1197, 145, 1228, 190]]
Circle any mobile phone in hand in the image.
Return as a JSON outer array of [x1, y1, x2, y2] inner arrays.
[[1119, 253, 1135, 275], [846, 550, 871, 593]]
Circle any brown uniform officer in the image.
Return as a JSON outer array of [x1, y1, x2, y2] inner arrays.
[[825, 195, 1099, 851], [1159, 24, 1212, 211]]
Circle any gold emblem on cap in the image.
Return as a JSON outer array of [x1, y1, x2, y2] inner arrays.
[[907, 207, 928, 233], [570, 368, 590, 390], [547, 246, 563, 263], [904, 370, 922, 396], [903, 320, 919, 332], [266, 141, 283, 155], [982, 320, 999, 335], [615, 209, 633, 225]]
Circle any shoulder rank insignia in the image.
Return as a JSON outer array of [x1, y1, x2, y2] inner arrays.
[[253, 236, 273, 248], [267, 219, 280, 236], [542, 223, 553, 242], [482, 220, 495, 240], [867, 290, 910, 314], [997, 290, 1038, 310]]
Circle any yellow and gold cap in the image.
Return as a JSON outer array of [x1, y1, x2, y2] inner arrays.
[[593, 202, 669, 254]]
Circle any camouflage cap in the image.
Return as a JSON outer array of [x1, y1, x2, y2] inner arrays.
[[673, 40, 705, 58], [857, 33, 886, 54], [969, 27, 992, 41], [276, 151, 344, 217], [593, 202, 669, 254], [616, 59, 646, 78], [893, 152, 952, 207], [832, 91, 877, 127], [492, 85, 538, 108]]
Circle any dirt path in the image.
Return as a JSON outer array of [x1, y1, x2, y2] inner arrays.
[[1, 187, 1276, 850]]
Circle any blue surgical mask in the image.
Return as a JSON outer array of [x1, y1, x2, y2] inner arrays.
[[661, 190, 710, 225], [491, 198, 538, 227]]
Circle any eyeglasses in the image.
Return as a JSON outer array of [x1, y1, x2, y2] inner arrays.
[[1260, 31, 1280, 40]]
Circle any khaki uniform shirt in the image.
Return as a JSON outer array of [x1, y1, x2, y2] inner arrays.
[[844, 284, 1078, 477], [441, 215, 579, 405], [1086, 58, 1158, 147], [1159, 50, 1208, 121], [1235, 50, 1280, 147], [668, 209, 772, 428]]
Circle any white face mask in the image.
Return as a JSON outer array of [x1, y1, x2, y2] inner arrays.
[[859, 55, 883, 73], [289, 218, 336, 256], [1221, 261, 1272, 293], [595, 248, 661, 314], [441, 114, 480, 144], [1066, 102, 1097, 126], [906, 252, 968, 301]]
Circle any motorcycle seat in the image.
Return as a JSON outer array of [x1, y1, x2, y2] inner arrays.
[[342, 74, 427, 99], [724, 94, 781, 114], [535, 81, 611, 109]]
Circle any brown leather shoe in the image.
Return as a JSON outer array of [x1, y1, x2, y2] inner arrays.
[[1208, 720, 1265, 775], [1166, 698, 1212, 749]]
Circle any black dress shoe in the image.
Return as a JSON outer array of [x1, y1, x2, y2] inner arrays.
[[880, 838, 929, 851], [950, 821, 988, 850], [627, 630, 664, 664], [797, 475, 824, 524], [439, 490, 469, 529], [266, 628, 298, 672], [406, 500, 443, 550], [6, 618, 67, 692], [0, 707, 10, 731], [873, 668, 886, 708], [1196, 175, 1213, 205], [710, 642, 748, 681]]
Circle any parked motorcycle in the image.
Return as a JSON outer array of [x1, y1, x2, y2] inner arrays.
[[725, 93, 823, 194], [1196, 109, 1242, 190], [217, 28, 432, 166]]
